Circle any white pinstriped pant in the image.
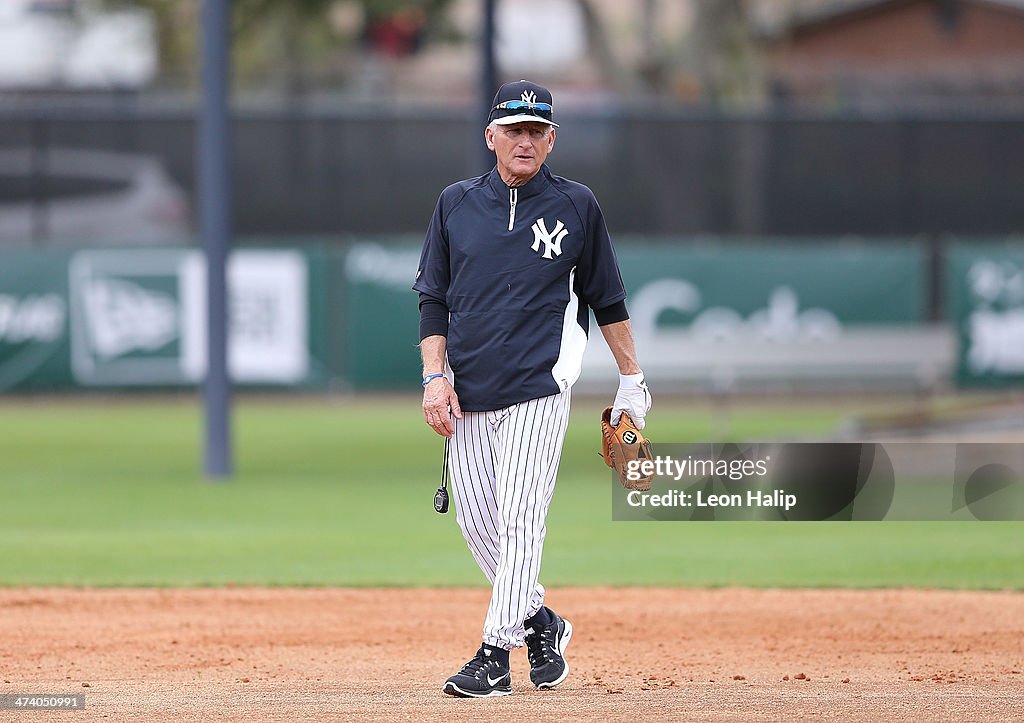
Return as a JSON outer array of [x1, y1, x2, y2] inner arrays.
[[448, 388, 571, 650]]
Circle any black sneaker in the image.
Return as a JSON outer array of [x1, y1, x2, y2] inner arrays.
[[442, 645, 512, 698], [525, 607, 573, 689]]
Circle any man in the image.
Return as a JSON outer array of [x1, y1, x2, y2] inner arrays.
[[414, 80, 651, 698]]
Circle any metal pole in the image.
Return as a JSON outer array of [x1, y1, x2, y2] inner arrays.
[[479, 0, 497, 173], [199, 0, 233, 479]]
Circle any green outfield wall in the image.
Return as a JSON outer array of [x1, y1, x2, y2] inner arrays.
[[2, 240, 1022, 391]]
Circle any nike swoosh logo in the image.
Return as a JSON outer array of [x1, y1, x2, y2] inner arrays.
[[487, 673, 506, 686]]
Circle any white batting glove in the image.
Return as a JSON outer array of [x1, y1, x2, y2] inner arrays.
[[610, 371, 652, 430]]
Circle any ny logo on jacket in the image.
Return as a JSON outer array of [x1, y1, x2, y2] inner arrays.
[[531, 219, 568, 259]]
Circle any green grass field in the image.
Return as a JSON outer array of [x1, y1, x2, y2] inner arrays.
[[0, 396, 1020, 589]]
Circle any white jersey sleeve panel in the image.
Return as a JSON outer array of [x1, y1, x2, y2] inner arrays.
[[550, 267, 588, 392]]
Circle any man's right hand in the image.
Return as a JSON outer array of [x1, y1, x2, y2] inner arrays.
[[422, 377, 463, 438]]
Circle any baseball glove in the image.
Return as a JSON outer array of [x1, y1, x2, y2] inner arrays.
[[601, 406, 654, 491]]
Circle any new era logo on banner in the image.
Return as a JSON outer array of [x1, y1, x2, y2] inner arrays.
[[68, 250, 309, 386]]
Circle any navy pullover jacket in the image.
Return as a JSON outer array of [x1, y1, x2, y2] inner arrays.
[[414, 165, 627, 412]]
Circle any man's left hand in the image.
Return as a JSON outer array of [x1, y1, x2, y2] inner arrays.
[[610, 371, 652, 430]]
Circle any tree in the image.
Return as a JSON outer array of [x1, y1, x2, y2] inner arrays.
[[689, 0, 762, 107], [100, 0, 455, 92], [570, 0, 764, 104]]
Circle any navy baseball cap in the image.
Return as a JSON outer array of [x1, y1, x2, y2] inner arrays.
[[487, 80, 558, 128]]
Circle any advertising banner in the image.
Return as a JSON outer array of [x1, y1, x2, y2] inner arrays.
[[0, 250, 72, 390], [947, 242, 1024, 387], [580, 241, 952, 390], [343, 241, 423, 389], [3, 240, 973, 392], [0, 248, 320, 390], [342, 239, 954, 391]]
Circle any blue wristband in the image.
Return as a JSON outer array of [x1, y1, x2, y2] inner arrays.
[[422, 372, 445, 387]]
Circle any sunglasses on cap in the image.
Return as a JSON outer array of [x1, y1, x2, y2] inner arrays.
[[492, 100, 554, 120]]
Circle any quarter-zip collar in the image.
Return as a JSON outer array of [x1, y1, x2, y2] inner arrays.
[[487, 164, 552, 201], [489, 165, 552, 231]]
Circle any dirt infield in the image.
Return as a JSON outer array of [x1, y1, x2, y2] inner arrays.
[[1, 588, 1021, 722]]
